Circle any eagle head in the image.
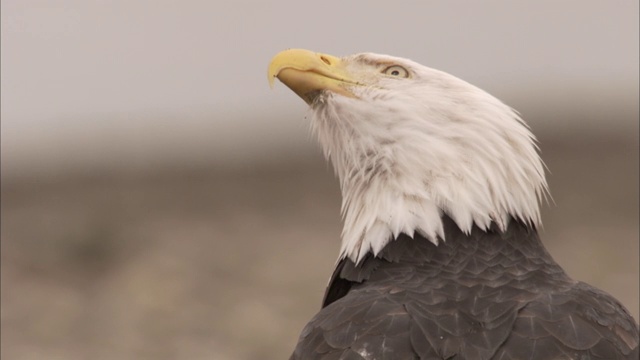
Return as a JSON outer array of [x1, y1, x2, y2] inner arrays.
[[269, 49, 547, 263]]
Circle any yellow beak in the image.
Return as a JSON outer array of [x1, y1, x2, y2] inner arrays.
[[268, 49, 359, 104]]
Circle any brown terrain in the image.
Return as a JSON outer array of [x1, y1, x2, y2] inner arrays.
[[2, 134, 638, 360]]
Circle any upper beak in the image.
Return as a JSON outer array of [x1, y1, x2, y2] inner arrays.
[[268, 49, 359, 104]]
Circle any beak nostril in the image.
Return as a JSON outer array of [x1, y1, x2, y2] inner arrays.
[[320, 56, 331, 66]]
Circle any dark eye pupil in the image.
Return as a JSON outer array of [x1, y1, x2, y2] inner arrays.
[[391, 70, 400, 76]]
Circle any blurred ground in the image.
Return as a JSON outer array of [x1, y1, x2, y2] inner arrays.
[[1, 134, 638, 360]]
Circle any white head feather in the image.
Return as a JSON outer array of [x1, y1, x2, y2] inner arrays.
[[306, 53, 547, 263]]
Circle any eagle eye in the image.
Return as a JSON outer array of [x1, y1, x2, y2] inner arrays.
[[382, 65, 409, 78]]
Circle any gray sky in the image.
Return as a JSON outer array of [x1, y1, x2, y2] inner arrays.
[[2, 0, 638, 176]]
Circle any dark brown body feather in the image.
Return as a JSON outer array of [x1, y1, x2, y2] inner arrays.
[[290, 217, 639, 359]]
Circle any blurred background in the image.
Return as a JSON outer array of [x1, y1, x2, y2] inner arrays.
[[1, 1, 638, 359]]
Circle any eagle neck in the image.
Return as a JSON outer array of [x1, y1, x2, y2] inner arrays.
[[310, 87, 547, 264]]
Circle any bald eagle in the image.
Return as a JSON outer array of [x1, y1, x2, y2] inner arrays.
[[268, 49, 639, 359]]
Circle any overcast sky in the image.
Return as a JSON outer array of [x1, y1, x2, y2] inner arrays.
[[2, 1, 638, 176]]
